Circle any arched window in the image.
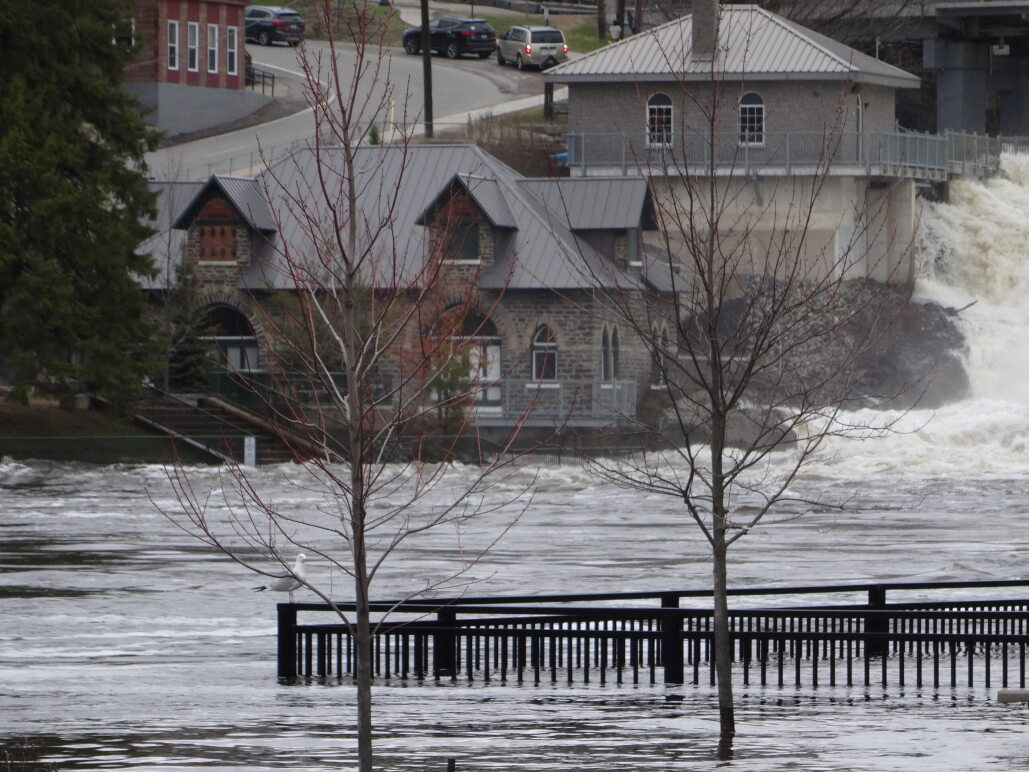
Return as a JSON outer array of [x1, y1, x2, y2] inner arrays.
[[601, 326, 620, 381], [446, 309, 501, 407], [647, 92, 673, 147], [532, 325, 558, 381], [739, 92, 765, 146]]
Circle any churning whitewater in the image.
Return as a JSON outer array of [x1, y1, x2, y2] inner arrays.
[[1, 157, 1029, 770]]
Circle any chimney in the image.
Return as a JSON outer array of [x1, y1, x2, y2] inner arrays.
[[692, 0, 718, 61]]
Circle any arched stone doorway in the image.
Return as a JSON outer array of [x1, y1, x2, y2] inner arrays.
[[200, 304, 260, 373]]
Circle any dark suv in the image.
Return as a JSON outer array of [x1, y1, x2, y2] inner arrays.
[[245, 6, 305, 46], [402, 18, 496, 59]]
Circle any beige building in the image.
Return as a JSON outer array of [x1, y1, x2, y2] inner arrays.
[[546, 0, 932, 286]]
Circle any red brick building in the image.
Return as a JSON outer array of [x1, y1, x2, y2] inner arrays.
[[126, 0, 270, 139]]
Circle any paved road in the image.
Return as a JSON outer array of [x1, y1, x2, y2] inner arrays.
[[145, 35, 547, 180]]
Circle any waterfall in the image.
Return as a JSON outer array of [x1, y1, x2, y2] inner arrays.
[[916, 153, 1029, 404]]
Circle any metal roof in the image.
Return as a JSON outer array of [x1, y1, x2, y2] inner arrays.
[[171, 174, 277, 232], [518, 178, 654, 231], [415, 173, 519, 229], [146, 145, 654, 293], [545, 4, 920, 89], [137, 180, 205, 289]]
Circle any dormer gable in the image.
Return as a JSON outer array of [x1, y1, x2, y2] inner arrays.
[[172, 175, 275, 282], [417, 174, 518, 266]]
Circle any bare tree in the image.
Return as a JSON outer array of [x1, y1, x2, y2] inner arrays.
[[562, 16, 912, 756], [157, 3, 544, 770]]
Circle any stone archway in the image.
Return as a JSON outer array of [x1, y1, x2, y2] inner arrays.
[[198, 304, 261, 373]]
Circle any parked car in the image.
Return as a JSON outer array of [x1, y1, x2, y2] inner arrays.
[[402, 18, 496, 59], [496, 26, 568, 70], [244, 5, 305, 46]]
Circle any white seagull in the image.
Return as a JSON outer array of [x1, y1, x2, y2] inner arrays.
[[252, 554, 307, 603]]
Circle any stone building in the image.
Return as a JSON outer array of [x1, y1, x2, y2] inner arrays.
[[545, 0, 931, 286], [141, 144, 672, 433]]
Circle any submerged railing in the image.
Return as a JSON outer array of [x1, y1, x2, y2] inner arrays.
[[277, 580, 1029, 690]]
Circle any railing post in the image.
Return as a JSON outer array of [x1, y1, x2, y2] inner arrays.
[[661, 594, 684, 684], [434, 609, 457, 677], [277, 602, 298, 679], [866, 586, 888, 658]]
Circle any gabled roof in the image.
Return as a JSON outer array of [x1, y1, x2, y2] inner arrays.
[[241, 145, 647, 292], [171, 174, 277, 232], [146, 145, 666, 294], [415, 173, 519, 229], [545, 4, 920, 89]]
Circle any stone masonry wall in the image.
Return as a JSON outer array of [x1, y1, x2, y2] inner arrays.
[[569, 79, 897, 138]]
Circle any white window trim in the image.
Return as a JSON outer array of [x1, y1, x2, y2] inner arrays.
[[646, 93, 673, 148], [187, 22, 199, 72], [227, 27, 238, 75], [739, 93, 765, 147], [207, 24, 219, 74], [531, 328, 558, 382], [167, 20, 179, 70]]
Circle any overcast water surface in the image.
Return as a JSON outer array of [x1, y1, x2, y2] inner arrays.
[[3, 159, 1029, 770]]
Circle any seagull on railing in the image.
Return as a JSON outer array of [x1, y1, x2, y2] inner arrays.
[[253, 554, 307, 603]]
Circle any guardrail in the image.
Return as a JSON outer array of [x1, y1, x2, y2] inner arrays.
[[245, 64, 276, 97], [204, 370, 637, 428], [564, 129, 1029, 180], [278, 579, 1029, 690]]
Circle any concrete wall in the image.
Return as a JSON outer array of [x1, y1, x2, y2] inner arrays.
[[127, 81, 271, 138], [646, 174, 916, 285]]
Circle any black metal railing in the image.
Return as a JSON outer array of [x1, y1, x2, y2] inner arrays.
[[277, 580, 1029, 690]]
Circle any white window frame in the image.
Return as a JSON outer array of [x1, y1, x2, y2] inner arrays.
[[227, 27, 238, 75], [531, 325, 558, 383], [167, 20, 179, 70], [739, 92, 765, 146], [207, 24, 219, 74], [187, 22, 199, 72], [647, 92, 673, 147]]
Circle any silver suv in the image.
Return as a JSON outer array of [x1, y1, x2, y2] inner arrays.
[[496, 26, 568, 70]]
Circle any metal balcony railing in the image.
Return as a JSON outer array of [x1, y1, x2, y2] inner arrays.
[[469, 378, 637, 425], [565, 129, 1029, 180]]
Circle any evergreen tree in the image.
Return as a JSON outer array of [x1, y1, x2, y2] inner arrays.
[[0, 0, 159, 402]]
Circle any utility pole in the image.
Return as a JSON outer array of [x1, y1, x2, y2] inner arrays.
[[420, 0, 433, 138]]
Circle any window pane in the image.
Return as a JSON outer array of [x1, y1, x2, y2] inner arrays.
[[207, 25, 218, 73], [532, 327, 557, 380], [188, 23, 198, 71], [739, 93, 764, 145], [167, 21, 178, 69], [227, 27, 237, 75], [448, 221, 479, 262], [647, 94, 672, 146]]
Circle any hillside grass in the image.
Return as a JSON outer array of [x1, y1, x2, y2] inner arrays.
[[0, 400, 148, 438]]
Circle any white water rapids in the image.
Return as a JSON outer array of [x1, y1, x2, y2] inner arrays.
[[2, 159, 1029, 769]]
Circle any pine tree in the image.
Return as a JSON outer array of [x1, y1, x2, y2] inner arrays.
[[0, 0, 159, 403]]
